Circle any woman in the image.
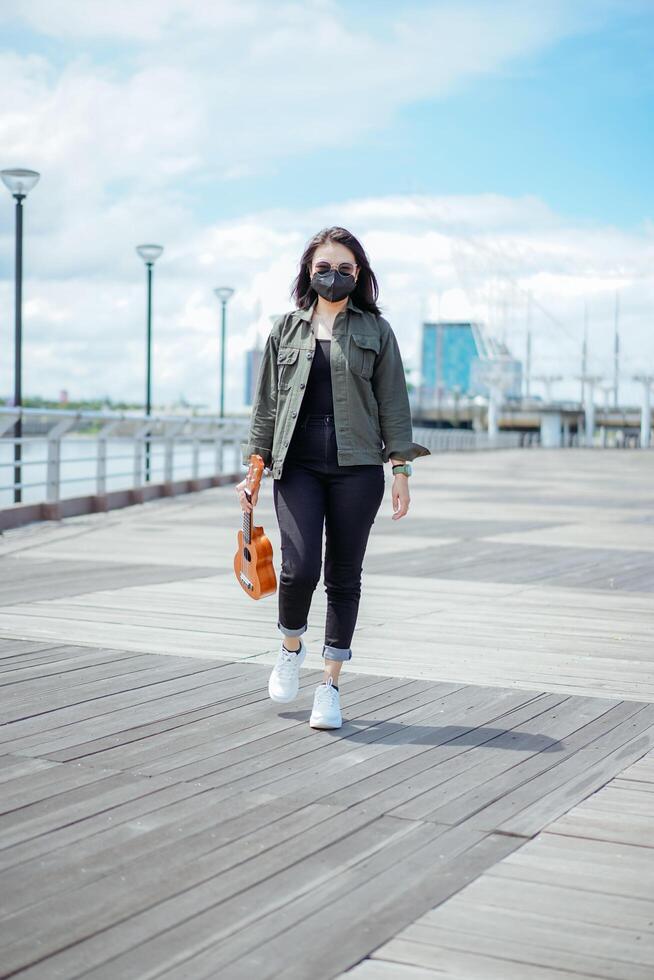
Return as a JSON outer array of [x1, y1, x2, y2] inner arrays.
[[236, 226, 430, 730]]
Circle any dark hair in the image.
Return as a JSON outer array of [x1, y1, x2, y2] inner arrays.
[[291, 226, 382, 315]]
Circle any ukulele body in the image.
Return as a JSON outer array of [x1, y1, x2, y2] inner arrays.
[[234, 524, 277, 599]]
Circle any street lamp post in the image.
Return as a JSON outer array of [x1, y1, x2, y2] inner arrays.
[[1, 168, 40, 504], [136, 244, 164, 482], [214, 287, 235, 418]]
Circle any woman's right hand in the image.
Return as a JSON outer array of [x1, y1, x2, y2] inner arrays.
[[235, 477, 259, 513]]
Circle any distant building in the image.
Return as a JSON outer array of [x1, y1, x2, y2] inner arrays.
[[420, 321, 522, 402], [470, 355, 522, 399], [244, 314, 283, 407], [421, 321, 482, 395], [244, 346, 263, 406], [59, 389, 69, 405]]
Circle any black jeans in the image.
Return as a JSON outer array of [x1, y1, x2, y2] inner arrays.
[[272, 413, 385, 661]]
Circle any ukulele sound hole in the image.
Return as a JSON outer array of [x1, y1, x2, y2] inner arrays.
[[242, 547, 252, 563]]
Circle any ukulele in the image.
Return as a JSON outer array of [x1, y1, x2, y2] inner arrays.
[[233, 454, 277, 599]]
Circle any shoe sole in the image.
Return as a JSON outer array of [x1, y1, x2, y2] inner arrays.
[[269, 689, 298, 703], [309, 716, 342, 729]]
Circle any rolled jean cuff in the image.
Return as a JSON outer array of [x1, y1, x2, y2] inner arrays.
[[322, 644, 352, 662], [278, 620, 308, 637]]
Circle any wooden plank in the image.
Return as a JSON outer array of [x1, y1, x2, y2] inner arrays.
[[150, 831, 520, 980], [0, 805, 416, 976], [0, 652, 190, 691], [0, 789, 325, 919], [0, 659, 229, 725], [372, 931, 653, 980], [6, 668, 399, 759], [488, 834, 654, 901], [238, 691, 559, 812], [427, 872, 654, 932], [339, 960, 584, 980], [0, 644, 147, 675], [359, 750, 654, 980], [55, 684, 443, 782], [0, 449, 652, 978], [0, 555, 220, 605], [0, 780, 201, 873], [0, 754, 56, 783], [0, 661, 244, 748], [391, 702, 653, 829], [131, 681, 480, 790]]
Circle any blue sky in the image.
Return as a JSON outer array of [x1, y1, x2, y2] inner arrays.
[[0, 0, 653, 407], [206, 3, 653, 228], [3, 0, 650, 227]]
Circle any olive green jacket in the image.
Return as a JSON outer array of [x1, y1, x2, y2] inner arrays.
[[241, 296, 431, 480]]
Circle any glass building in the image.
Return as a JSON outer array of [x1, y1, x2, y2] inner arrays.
[[421, 321, 522, 402], [244, 347, 263, 406]]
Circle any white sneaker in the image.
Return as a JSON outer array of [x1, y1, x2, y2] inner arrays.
[[309, 676, 342, 729], [268, 636, 307, 702]]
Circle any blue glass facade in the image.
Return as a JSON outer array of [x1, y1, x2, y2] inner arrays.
[[421, 321, 523, 401], [422, 322, 481, 393]]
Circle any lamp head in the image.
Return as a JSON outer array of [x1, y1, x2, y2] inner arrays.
[[136, 244, 164, 265], [214, 287, 235, 304], [1, 168, 40, 199]]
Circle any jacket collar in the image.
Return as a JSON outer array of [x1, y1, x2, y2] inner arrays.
[[291, 295, 364, 322]]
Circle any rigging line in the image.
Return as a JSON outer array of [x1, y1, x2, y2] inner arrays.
[[434, 219, 578, 346], [405, 191, 588, 350]]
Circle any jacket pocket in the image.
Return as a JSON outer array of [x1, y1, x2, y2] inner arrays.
[[277, 346, 299, 388], [349, 332, 380, 380]]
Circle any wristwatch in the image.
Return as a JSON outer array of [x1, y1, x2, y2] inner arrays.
[[392, 462, 412, 476]]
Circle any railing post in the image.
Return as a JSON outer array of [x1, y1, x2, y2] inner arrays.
[[163, 420, 187, 492], [0, 412, 18, 500], [134, 436, 143, 489], [187, 422, 204, 490], [45, 417, 76, 502], [214, 431, 224, 476], [96, 419, 122, 497], [191, 431, 201, 480], [46, 436, 60, 503], [164, 429, 174, 483], [133, 419, 154, 493]]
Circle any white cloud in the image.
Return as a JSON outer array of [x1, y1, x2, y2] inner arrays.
[[0, 0, 613, 196], [0, 1, 651, 411], [2, 191, 653, 411]]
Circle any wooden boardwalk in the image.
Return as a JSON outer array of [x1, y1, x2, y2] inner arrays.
[[0, 448, 653, 978], [345, 751, 654, 980]]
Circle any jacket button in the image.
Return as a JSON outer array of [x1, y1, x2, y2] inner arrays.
[[300, 382, 305, 389], [284, 441, 289, 447], [291, 411, 297, 418], [307, 352, 312, 359]]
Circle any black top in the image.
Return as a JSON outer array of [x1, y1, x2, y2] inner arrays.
[[299, 339, 334, 419]]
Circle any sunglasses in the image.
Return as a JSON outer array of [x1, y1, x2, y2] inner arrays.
[[312, 261, 357, 277]]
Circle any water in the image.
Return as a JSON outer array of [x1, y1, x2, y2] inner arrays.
[[0, 436, 240, 508]]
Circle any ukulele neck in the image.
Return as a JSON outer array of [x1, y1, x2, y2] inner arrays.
[[243, 495, 252, 544]]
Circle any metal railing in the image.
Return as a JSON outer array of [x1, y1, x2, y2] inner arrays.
[[0, 406, 249, 509], [413, 426, 525, 451], [0, 408, 526, 528]]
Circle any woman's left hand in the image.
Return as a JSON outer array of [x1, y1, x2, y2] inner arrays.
[[391, 475, 410, 520]]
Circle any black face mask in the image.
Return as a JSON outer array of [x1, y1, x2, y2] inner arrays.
[[310, 268, 357, 303]]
